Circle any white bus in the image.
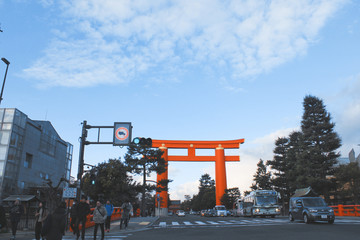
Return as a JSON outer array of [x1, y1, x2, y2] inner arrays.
[[234, 190, 281, 217], [214, 205, 227, 217]]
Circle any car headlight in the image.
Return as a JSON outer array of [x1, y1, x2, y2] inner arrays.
[[254, 208, 260, 213], [329, 209, 334, 213], [275, 208, 281, 212], [309, 209, 318, 213]]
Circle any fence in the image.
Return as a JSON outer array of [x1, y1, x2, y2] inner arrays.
[[330, 205, 360, 217], [71, 207, 122, 231], [72, 207, 141, 231]]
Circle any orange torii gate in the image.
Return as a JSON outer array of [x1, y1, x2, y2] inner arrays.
[[152, 139, 245, 215]]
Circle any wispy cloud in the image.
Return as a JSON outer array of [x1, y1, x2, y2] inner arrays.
[[331, 74, 360, 154], [23, 0, 347, 88]]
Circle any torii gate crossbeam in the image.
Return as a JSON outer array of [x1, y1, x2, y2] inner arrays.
[[152, 139, 245, 215]]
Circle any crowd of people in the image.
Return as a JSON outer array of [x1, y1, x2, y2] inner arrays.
[[0, 197, 133, 240]]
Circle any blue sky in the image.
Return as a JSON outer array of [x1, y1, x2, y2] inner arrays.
[[1, 0, 359, 201]]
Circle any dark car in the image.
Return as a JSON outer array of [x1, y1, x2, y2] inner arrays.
[[289, 197, 335, 224], [205, 209, 217, 217]]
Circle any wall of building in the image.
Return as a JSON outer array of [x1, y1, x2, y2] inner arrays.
[[0, 108, 73, 200]]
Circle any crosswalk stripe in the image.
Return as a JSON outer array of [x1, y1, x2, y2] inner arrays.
[[217, 220, 232, 224], [207, 221, 220, 225], [62, 236, 127, 239], [155, 218, 360, 228], [195, 221, 206, 225]]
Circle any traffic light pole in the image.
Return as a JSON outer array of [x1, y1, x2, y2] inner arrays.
[[77, 120, 87, 202], [76, 121, 133, 201]]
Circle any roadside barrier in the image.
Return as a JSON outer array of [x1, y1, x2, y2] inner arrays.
[[70, 207, 122, 231], [330, 205, 360, 217], [70, 207, 142, 231]]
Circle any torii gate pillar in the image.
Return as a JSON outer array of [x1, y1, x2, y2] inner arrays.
[[156, 146, 169, 216], [215, 146, 226, 206]]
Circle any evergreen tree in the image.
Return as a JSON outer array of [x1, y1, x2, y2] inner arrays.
[[82, 159, 136, 206], [300, 95, 341, 199], [191, 174, 216, 210], [267, 137, 290, 209], [220, 187, 241, 209], [250, 159, 272, 190], [334, 162, 360, 204], [124, 143, 167, 216]]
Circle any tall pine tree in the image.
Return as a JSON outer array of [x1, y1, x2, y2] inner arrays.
[[250, 159, 272, 190], [299, 95, 341, 199], [124, 143, 167, 216]]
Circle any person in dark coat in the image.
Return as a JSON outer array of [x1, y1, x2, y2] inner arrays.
[[34, 201, 49, 240], [120, 200, 132, 230], [69, 201, 77, 235], [9, 198, 23, 239], [42, 202, 66, 240], [75, 197, 90, 240], [0, 203, 6, 231]]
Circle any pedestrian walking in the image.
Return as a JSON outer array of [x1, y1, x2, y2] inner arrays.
[[75, 196, 90, 240], [104, 200, 114, 232], [0, 203, 6, 232], [69, 201, 77, 234], [93, 201, 107, 240], [9, 198, 23, 239], [41, 202, 67, 240], [34, 201, 49, 240], [120, 200, 133, 230]]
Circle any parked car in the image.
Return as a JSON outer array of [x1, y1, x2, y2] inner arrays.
[[289, 197, 335, 224]]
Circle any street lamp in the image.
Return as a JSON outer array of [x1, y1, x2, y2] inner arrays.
[[0, 57, 10, 105]]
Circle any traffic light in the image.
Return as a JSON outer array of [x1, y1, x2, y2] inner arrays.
[[90, 170, 96, 185], [132, 137, 152, 147]]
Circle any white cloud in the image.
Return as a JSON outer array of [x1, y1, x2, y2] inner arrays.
[[330, 74, 360, 155], [169, 181, 198, 200], [225, 128, 297, 194], [22, 0, 347, 88]]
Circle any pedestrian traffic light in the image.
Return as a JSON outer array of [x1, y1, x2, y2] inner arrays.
[[132, 137, 152, 147]]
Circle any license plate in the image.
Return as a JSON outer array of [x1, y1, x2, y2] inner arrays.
[[321, 215, 327, 219]]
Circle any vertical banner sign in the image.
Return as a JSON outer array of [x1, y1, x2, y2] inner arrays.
[[113, 122, 132, 146]]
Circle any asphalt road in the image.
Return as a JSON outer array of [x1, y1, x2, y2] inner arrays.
[[127, 223, 359, 240], [127, 215, 360, 240], [4, 215, 360, 240]]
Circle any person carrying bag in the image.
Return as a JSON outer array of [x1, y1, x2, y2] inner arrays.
[[93, 201, 107, 240]]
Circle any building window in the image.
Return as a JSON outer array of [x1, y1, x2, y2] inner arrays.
[[3, 109, 15, 122], [24, 153, 33, 168], [40, 131, 56, 156]]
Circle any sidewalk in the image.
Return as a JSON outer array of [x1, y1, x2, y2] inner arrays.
[[0, 216, 158, 239]]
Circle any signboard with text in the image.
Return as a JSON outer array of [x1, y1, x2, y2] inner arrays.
[[62, 187, 77, 199]]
